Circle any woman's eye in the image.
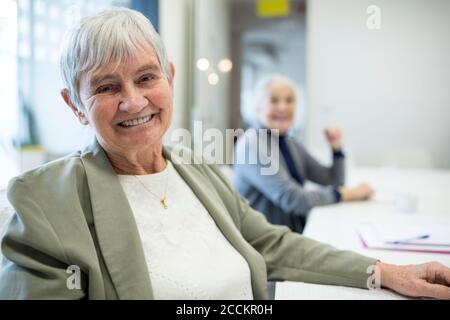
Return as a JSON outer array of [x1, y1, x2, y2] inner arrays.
[[139, 75, 154, 83], [96, 85, 115, 94]]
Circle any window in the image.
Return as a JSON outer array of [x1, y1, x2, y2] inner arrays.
[[1, 0, 160, 180], [0, 0, 19, 187]]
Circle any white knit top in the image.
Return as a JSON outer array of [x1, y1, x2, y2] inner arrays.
[[117, 161, 253, 300]]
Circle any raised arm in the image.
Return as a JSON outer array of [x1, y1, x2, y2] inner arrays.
[[233, 136, 339, 216], [301, 142, 346, 187]]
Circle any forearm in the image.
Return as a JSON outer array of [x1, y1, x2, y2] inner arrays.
[[277, 185, 339, 215], [251, 223, 378, 288], [304, 148, 345, 186], [330, 150, 346, 186], [237, 186, 381, 289], [234, 160, 336, 215]]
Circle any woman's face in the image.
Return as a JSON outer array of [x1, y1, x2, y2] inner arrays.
[[258, 81, 296, 134], [75, 44, 174, 155]]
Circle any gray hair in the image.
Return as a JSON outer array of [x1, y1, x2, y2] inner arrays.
[[60, 7, 170, 110], [242, 74, 298, 127]]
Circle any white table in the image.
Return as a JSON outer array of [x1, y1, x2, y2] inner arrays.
[[275, 166, 450, 299]]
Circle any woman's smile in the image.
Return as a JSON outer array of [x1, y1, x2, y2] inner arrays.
[[117, 113, 157, 128], [270, 114, 291, 122]]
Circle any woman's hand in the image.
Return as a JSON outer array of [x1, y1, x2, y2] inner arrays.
[[339, 183, 374, 201], [376, 261, 450, 299], [324, 126, 343, 150]]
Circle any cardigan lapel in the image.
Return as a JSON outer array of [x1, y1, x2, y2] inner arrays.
[[80, 141, 153, 299], [78, 141, 267, 299]]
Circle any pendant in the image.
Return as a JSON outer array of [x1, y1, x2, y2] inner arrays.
[[160, 197, 168, 209]]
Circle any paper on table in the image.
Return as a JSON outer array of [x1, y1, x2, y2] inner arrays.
[[357, 223, 450, 254], [275, 281, 408, 300]]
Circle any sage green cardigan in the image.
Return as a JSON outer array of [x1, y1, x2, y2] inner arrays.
[[0, 141, 376, 299]]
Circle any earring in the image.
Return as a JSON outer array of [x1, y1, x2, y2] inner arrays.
[[76, 110, 88, 124]]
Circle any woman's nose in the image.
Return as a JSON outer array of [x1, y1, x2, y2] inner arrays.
[[119, 85, 148, 112], [276, 102, 288, 112]]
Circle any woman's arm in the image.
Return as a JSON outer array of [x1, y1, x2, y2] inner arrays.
[[301, 143, 346, 187], [0, 179, 86, 300], [236, 194, 377, 288], [212, 162, 376, 288], [237, 189, 450, 299], [300, 127, 374, 202], [302, 126, 345, 186], [233, 135, 339, 216], [212, 162, 450, 299], [242, 199, 450, 299], [376, 261, 450, 299]]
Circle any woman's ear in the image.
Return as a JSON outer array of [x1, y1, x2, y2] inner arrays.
[[169, 62, 175, 86], [60, 89, 89, 125]]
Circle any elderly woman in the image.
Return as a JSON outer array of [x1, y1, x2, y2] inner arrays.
[[233, 75, 374, 233], [0, 8, 449, 300]]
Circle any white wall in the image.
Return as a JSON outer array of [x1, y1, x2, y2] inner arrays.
[[193, 0, 231, 132], [306, 0, 450, 169], [160, 0, 193, 143]]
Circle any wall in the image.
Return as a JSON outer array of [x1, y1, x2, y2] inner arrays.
[[159, 0, 193, 144], [193, 0, 231, 132], [306, 0, 450, 168]]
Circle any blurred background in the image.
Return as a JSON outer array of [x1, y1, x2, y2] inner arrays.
[[1, 0, 450, 188]]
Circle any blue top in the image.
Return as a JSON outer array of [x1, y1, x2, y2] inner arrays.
[[279, 135, 305, 186], [233, 130, 346, 233], [279, 134, 342, 202]]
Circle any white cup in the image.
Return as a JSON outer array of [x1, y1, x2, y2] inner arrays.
[[393, 193, 418, 213]]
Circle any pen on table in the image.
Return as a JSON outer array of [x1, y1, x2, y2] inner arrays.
[[388, 234, 430, 245]]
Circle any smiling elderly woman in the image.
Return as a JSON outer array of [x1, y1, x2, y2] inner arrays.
[[0, 8, 449, 300], [233, 76, 376, 233]]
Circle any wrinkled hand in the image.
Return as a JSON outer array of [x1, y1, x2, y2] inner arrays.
[[324, 126, 343, 150], [377, 261, 450, 299], [339, 183, 374, 202]]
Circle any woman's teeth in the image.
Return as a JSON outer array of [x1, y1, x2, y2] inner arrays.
[[120, 115, 153, 127]]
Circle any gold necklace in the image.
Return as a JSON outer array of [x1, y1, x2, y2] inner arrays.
[[134, 163, 169, 209]]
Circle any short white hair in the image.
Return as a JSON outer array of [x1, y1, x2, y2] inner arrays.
[[242, 74, 298, 127], [60, 7, 170, 110]]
